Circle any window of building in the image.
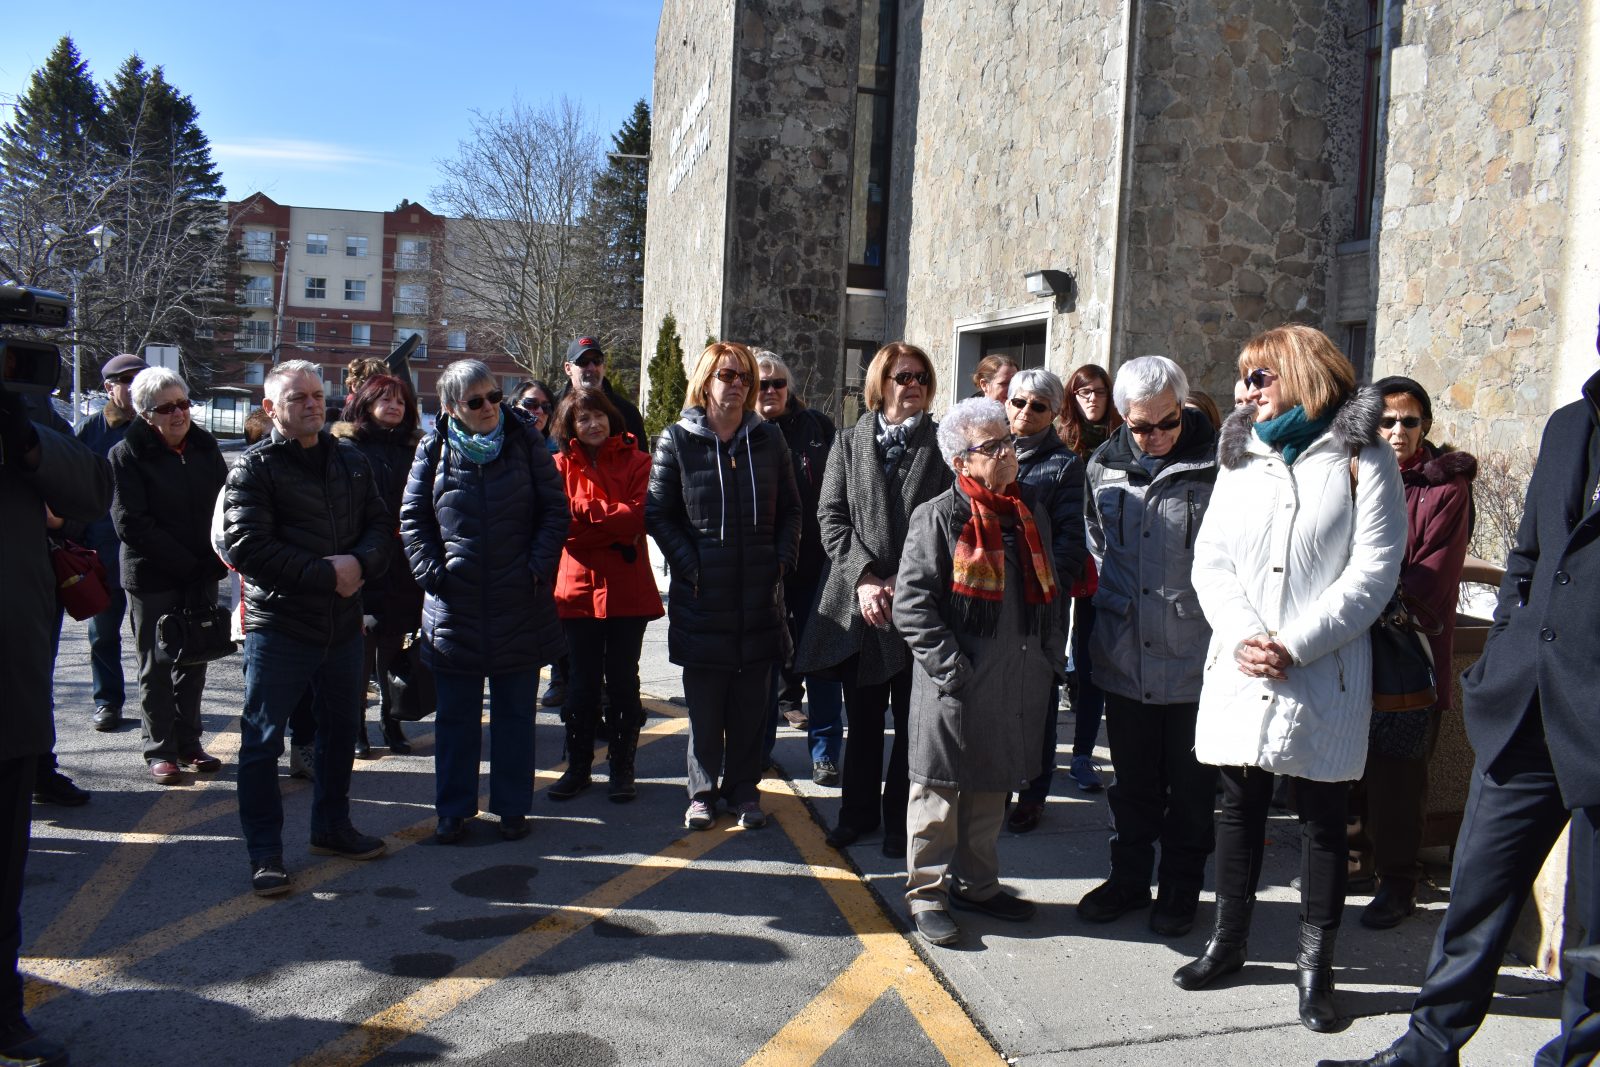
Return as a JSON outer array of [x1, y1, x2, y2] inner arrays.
[[243, 362, 266, 385], [239, 319, 272, 351], [241, 276, 272, 307], [395, 327, 428, 361], [1344, 322, 1371, 380], [350, 323, 371, 346], [447, 328, 467, 351], [346, 235, 369, 258], [396, 284, 427, 316], [305, 277, 327, 299], [305, 233, 328, 255], [296, 321, 317, 348], [951, 308, 1050, 397], [1353, 0, 1383, 239], [847, 0, 898, 290], [195, 322, 214, 339], [242, 230, 275, 262], [345, 279, 366, 302], [396, 237, 431, 270]]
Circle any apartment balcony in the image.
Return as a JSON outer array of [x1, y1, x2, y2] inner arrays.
[[394, 252, 431, 270], [239, 290, 273, 307]]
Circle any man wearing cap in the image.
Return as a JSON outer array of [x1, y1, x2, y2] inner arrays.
[[557, 336, 647, 452]]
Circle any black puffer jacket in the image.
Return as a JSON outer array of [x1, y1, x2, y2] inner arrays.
[[109, 417, 230, 595], [224, 429, 392, 645], [400, 407, 570, 675], [1014, 425, 1089, 588], [334, 420, 424, 638], [646, 408, 802, 669], [771, 400, 836, 587]]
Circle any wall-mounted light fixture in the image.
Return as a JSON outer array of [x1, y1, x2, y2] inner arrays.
[[1024, 269, 1074, 299]]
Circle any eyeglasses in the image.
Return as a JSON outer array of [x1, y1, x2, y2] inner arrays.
[[1127, 412, 1183, 436], [759, 378, 787, 392], [1380, 415, 1422, 430], [571, 354, 604, 368], [1074, 387, 1108, 400], [519, 397, 552, 413], [148, 399, 192, 416], [964, 435, 1017, 459], [891, 371, 931, 387], [1243, 368, 1278, 390], [463, 390, 504, 411], [1008, 397, 1052, 415], [713, 368, 753, 385], [105, 375, 138, 387]]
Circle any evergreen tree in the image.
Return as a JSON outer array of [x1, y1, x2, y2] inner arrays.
[[576, 100, 650, 400], [645, 312, 688, 439]]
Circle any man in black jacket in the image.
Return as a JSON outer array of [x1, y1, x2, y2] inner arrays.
[[1324, 362, 1600, 1066], [559, 335, 647, 451], [223, 359, 393, 897]]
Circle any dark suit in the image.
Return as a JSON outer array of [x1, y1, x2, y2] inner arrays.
[[1395, 370, 1600, 1066]]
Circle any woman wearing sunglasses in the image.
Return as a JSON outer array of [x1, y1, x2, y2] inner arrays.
[[1001, 369, 1087, 833], [646, 342, 801, 831], [1179, 325, 1405, 1034], [400, 359, 571, 844], [108, 367, 230, 784], [795, 342, 952, 859], [511, 379, 560, 454]]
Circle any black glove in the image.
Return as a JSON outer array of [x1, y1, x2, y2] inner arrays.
[[608, 541, 638, 564], [0, 390, 41, 467]]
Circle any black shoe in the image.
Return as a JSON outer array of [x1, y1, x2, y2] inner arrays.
[[251, 856, 290, 897], [825, 823, 866, 849], [381, 718, 411, 755], [540, 681, 567, 708], [548, 765, 592, 801], [811, 759, 840, 787], [0, 1024, 69, 1067], [1315, 1046, 1412, 1067], [435, 817, 467, 844], [913, 908, 960, 946], [309, 826, 387, 860], [950, 887, 1036, 922], [881, 836, 907, 859], [1006, 800, 1044, 833], [92, 705, 120, 732], [1076, 880, 1151, 923], [1296, 921, 1341, 1033], [608, 767, 636, 804], [1173, 897, 1253, 991], [499, 815, 531, 841], [1361, 879, 1417, 930], [353, 729, 373, 760], [31, 771, 89, 807], [1149, 885, 1201, 937]]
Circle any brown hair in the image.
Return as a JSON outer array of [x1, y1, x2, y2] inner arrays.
[[1184, 390, 1222, 430], [1236, 323, 1355, 420], [344, 356, 387, 395], [862, 342, 937, 412], [550, 386, 625, 453], [970, 353, 1018, 393], [243, 407, 272, 445], [1057, 364, 1123, 456], [343, 373, 419, 438], [686, 341, 760, 411]]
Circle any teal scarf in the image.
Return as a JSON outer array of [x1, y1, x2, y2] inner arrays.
[[446, 410, 505, 464], [1253, 404, 1333, 466]]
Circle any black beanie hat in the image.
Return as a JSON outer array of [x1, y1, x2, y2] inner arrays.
[[1371, 375, 1433, 422]]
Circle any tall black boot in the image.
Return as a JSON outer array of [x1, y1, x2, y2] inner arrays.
[[549, 709, 594, 801], [1172, 896, 1253, 990], [380, 713, 411, 755], [608, 711, 642, 804], [353, 716, 373, 760], [1296, 921, 1340, 1032]]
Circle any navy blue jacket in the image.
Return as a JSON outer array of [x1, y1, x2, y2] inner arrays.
[[1014, 425, 1089, 588], [73, 406, 132, 547]]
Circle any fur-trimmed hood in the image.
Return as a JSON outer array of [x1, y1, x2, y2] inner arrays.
[[330, 419, 421, 448], [1217, 385, 1385, 470], [1403, 443, 1478, 486]]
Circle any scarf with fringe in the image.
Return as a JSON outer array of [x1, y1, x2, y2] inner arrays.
[[950, 473, 1056, 637]]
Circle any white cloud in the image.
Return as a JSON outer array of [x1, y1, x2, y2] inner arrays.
[[211, 138, 392, 171]]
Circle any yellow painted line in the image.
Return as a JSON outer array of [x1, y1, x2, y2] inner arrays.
[[295, 823, 734, 1067], [745, 950, 900, 1066]]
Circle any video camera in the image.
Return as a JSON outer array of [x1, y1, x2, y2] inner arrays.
[[0, 284, 70, 396]]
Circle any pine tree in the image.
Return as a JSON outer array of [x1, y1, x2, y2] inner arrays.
[[645, 312, 688, 439], [576, 100, 650, 400]]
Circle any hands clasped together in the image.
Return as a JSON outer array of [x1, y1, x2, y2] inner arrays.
[[1234, 633, 1291, 681]]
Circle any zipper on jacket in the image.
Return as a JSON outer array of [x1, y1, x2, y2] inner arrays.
[[1334, 649, 1345, 692], [1115, 488, 1125, 545], [1184, 490, 1196, 550]]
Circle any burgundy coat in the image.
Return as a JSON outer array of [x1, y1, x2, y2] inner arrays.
[[1398, 443, 1477, 712]]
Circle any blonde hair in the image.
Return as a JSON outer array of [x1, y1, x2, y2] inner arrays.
[[686, 341, 759, 411], [862, 342, 937, 412], [1236, 323, 1355, 420]]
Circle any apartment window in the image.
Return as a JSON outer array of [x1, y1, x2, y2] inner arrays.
[[350, 323, 371, 346], [346, 235, 369, 258], [241, 276, 272, 307], [395, 327, 428, 361], [396, 284, 427, 316], [243, 362, 266, 385], [1353, 0, 1383, 238], [847, 0, 898, 290], [305, 233, 328, 255], [396, 238, 431, 270], [195, 322, 214, 339], [345, 279, 366, 302], [305, 277, 327, 299], [239, 319, 272, 351], [242, 230, 275, 261], [447, 328, 467, 351], [296, 321, 316, 348]]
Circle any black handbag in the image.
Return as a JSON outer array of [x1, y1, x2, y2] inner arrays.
[[1370, 588, 1441, 714], [155, 587, 237, 667], [387, 631, 436, 722]]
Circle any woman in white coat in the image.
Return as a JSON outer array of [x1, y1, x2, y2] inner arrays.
[[1173, 324, 1405, 1034]]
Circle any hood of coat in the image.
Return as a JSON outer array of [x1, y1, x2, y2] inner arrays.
[[122, 411, 220, 460], [1097, 406, 1217, 474], [332, 419, 421, 449], [1404, 443, 1478, 487], [1217, 384, 1384, 470], [676, 406, 765, 444]]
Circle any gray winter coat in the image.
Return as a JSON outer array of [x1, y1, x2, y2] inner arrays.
[[893, 484, 1065, 792], [1084, 407, 1218, 705]]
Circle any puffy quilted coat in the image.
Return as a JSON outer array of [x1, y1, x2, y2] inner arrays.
[[1191, 388, 1406, 782], [224, 429, 393, 646], [1015, 424, 1089, 591], [109, 416, 230, 594], [333, 420, 425, 639], [554, 433, 664, 620], [1396, 443, 1476, 713], [401, 406, 570, 675], [645, 408, 801, 670]]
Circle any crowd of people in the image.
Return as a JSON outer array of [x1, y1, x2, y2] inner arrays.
[[12, 319, 1600, 1067]]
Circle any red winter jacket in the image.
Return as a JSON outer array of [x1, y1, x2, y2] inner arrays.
[[554, 433, 665, 621], [1399, 443, 1477, 712]]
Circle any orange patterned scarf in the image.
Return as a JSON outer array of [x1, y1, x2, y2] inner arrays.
[[951, 474, 1056, 636]]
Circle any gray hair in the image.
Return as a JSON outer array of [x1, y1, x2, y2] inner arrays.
[[131, 366, 187, 413], [936, 397, 1009, 468], [438, 359, 496, 409], [265, 359, 323, 404], [1007, 367, 1065, 413], [754, 349, 805, 407], [1112, 355, 1189, 416]]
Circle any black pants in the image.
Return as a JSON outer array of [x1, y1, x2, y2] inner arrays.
[[683, 664, 772, 806], [564, 616, 648, 739], [1357, 708, 1444, 883], [837, 661, 913, 838], [1215, 765, 1348, 929], [1396, 704, 1600, 1066], [1102, 693, 1216, 890], [0, 757, 35, 1033], [362, 628, 406, 726], [128, 585, 216, 764]]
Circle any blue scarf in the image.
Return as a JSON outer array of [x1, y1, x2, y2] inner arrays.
[[1253, 404, 1333, 466], [446, 410, 506, 465]]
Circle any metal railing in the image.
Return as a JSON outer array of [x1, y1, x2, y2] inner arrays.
[[394, 252, 431, 270], [240, 290, 272, 307]]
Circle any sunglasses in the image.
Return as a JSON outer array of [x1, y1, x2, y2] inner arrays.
[[759, 378, 787, 391], [463, 390, 504, 411], [964, 434, 1017, 459], [148, 398, 192, 416], [713, 368, 753, 385], [106, 375, 138, 387], [571, 354, 604, 368], [519, 397, 552, 412], [1008, 397, 1052, 415], [1127, 412, 1182, 436], [1243, 368, 1278, 390], [1380, 415, 1422, 430], [891, 371, 931, 387]]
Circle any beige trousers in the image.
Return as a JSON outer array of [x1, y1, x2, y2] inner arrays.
[[904, 782, 1006, 913]]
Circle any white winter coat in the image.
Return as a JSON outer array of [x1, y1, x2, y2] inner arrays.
[[1190, 388, 1406, 782]]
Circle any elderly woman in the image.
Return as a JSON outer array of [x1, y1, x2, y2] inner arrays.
[[646, 342, 801, 830], [1001, 369, 1087, 832], [796, 342, 953, 858], [1177, 325, 1404, 1034], [1351, 375, 1477, 930], [970, 354, 1018, 402], [109, 366, 231, 784], [1072, 356, 1220, 938], [547, 387, 663, 803], [892, 398, 1064, 946], [400, 359, 570, 844], [754, 350, 844, 785]]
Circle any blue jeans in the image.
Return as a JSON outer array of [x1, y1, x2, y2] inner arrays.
[[432, 668, 538, 819], [237, 630, 364, 862], [84, 525, 127, 711], [762, 670, 843, 767]]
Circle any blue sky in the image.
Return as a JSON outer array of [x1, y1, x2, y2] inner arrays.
[[0, 1, 660, 212]]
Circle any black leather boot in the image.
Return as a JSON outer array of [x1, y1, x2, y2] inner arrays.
[[1296, 921, 1340, 1032], [380, 714, 411, 755], [548, 711, 593, 801], [1173, 896, 1252, 990], [608, 712, 641, 803], [353, 720, 372, 760]]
